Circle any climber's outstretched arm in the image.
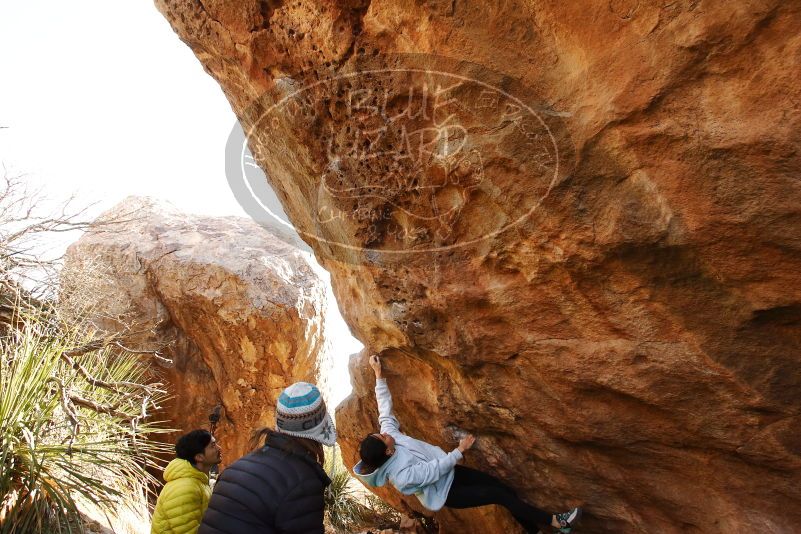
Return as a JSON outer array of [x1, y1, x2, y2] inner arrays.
[[369, 354, 401, 435]]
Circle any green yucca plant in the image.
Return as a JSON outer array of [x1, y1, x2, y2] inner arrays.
[[0, 310, 172, 534], [323, 445, 400, 533]]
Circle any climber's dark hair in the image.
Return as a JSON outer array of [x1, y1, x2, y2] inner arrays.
[[359, 434, 389, 471], [175, 429, 212, 466]]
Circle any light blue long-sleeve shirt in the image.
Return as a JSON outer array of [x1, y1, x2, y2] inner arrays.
[[352, 378, 462, 511]]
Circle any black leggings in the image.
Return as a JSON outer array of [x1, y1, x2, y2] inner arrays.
[[444, 465, 552, 532]]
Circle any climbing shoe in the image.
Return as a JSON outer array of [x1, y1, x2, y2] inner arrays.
[[555, 507, 582, 533]]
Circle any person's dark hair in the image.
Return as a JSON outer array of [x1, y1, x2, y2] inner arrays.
[[251, 427, 324, 466], [175, 429, 212, 466], [359, 434, 389, 471]]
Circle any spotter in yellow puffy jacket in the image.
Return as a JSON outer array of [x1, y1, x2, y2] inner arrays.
[[151, 458, 212, 534]]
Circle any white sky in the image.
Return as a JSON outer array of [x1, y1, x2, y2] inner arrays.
[[0, 1, 243, 217], [0, 0, 359, 407]]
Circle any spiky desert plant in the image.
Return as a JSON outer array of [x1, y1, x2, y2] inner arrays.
[[0, 309, 171, 534], [324, 446, 370, 533], [323, 445, 401, 533]]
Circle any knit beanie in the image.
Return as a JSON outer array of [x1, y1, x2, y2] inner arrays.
[[275, 382, 337, 446]]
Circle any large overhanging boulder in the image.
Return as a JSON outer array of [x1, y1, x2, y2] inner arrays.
[[154, 1, 801, 532], [62, 197, 332, 462]]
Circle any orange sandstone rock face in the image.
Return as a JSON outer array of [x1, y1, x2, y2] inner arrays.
[[155, 1, 801, 532], [63, 197, 330, 462]]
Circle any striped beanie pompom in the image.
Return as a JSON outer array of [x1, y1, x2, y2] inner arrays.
[[275, 382, 337, 446]]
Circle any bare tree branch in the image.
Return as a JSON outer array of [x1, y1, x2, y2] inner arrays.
[[60, 328, 173, 366], [0, 165, 146, 308], [68, 393, 130, 420], [112, 341, 173, 366], [60, 350, 166, 395]]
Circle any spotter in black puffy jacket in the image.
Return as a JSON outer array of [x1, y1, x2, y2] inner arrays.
[[199, 432, 331, 534]]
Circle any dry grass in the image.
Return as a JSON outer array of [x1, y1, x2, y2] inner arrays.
[[324, 446, 401, 533]]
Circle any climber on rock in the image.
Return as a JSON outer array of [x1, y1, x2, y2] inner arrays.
[[352, 354, 582, 534]]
